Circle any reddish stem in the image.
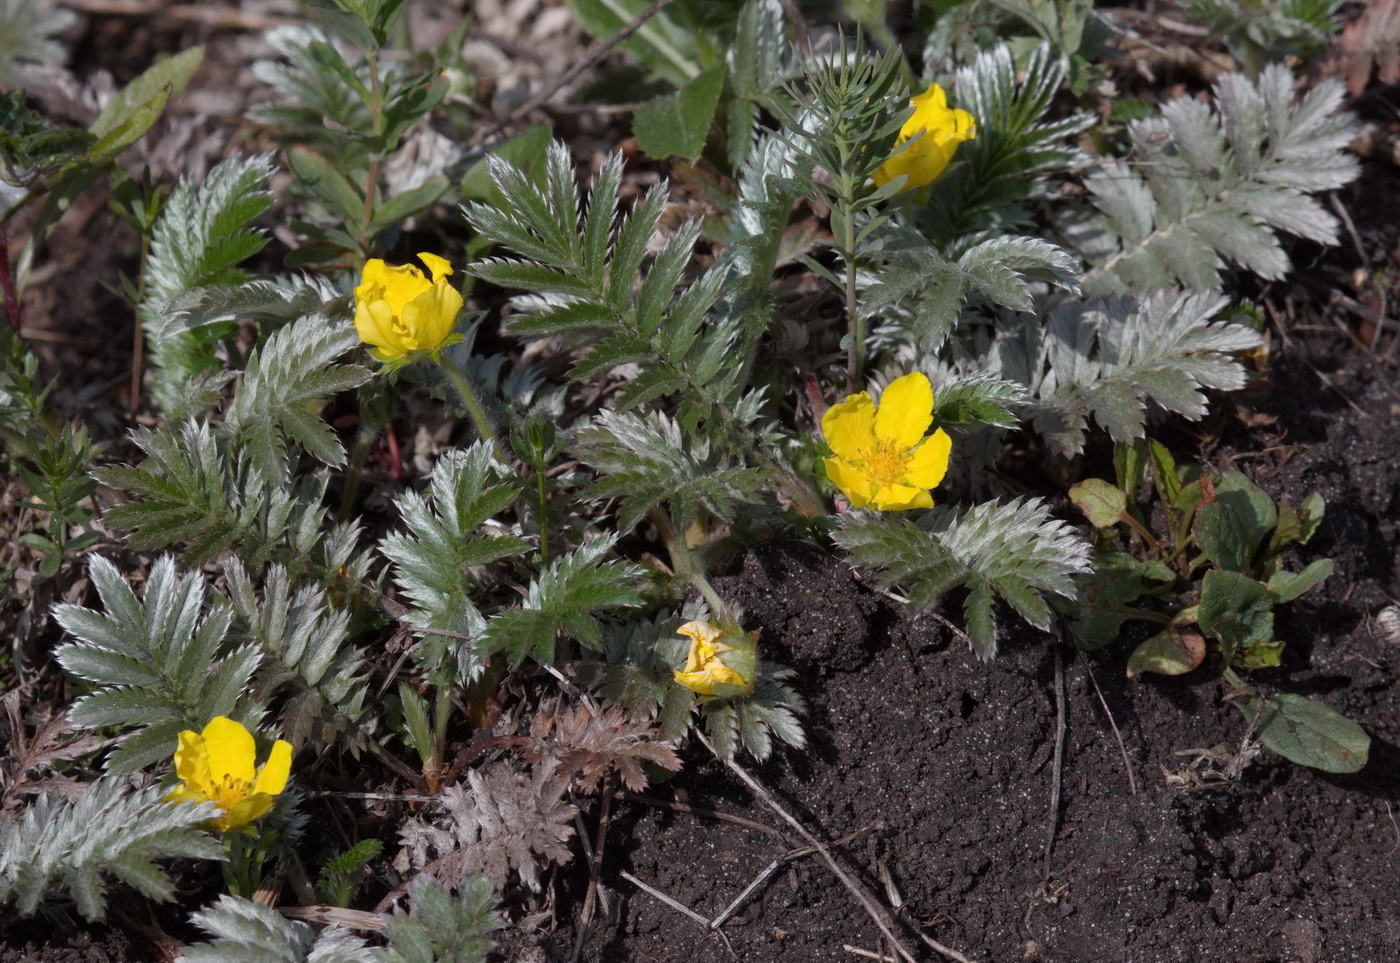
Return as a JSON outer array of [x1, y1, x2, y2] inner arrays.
[[1, 232, 19, 332]]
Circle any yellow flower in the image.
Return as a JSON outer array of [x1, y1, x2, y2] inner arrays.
[[873, 83, 976, 191], [165, 717, 292, 834], [353, 252, 464, 364], [674, 620, 756, 698], [822, 371, 952, 511]]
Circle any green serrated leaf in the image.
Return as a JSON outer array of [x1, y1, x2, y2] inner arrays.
[[634, 65, 726, 162]]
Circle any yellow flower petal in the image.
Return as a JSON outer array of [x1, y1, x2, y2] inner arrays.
[[164, 784, 208, 807], [873, 83, 975, 191], [823, 455, 875, 508], [173, 729, 214, 798], [417, 252, 454, 282], [355, 297, 403, 356], [873, 372, 933, 450], [677, 620, 723, 648], [869, 484, 935, 511], [908, 82, 949, 122], [401, 281, 463, 352], [821, 392, 877, 462], [903, 428, 952, 492], [220, 793, 276, 832], [377, 262, 430, 308], [358, 259, 395, 290], [201, 716, 255, 789], [251, 740, 293, 797]]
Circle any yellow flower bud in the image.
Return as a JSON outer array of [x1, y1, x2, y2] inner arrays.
[[673, 620, 757, 698], [873, 83, 976, 192], [353, 252, 464, 364], [165, 716, 292, 834]]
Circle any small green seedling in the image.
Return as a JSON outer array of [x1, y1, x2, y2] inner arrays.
[[1068, 439, 1368, 774]]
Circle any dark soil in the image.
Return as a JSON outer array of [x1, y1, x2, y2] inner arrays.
[[549, 350, 1400, 963]]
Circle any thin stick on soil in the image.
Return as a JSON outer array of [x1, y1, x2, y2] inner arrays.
[[710, 827, 872, 930], [569, 772, 615, 963], [843, 945, 897, 962], [470, 0, 681, 147], [1085, 661, 1137, 795], [619, 870, 738, 958], [696, 733, 947, 963], [1329, 193, 1388, 350], [617, 790, 790, 840], [1043, 645, 1067, 879]]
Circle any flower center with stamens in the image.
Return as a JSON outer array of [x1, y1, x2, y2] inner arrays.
[[864, 443, 911, 486], [214, 773, 251, 811]]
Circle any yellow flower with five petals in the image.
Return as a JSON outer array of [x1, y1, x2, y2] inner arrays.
[[353, 253, 464, 365], [673, 620, 756, 698], [822, 371, 952, 511], [165, 716, 292, 834], [873, 83, 976, 191]]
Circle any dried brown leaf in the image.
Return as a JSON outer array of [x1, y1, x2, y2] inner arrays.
[[525, 703, 682, 794], [396, 760, 577, 893]]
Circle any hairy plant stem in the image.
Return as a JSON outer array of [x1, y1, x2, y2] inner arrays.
[[842, 202, 863, 392], [438, 359, 503, 460], [128, 229, 152, 414], [359, 50, 384, 254], [535, 466, 551, 564], [650, 508, 730, 619]]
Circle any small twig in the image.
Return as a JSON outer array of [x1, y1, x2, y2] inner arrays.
[[711, 857, 784, 930], [0, 231, 19, 332], [374, 854, 447, 914], [572, 773, 616, 961], [440, 733, 522, 787], [872, 586, 974, 649], [843, 946, 896, 962], [1085, 662, 1137, 796], [1385, 801, 1399, 857], [618, 869, 708, 925], [617, 790, 790, 840], [710, 827, 872, 930], [470, 0, 682, 148], [1043, 645, 1067, 879], [696, 732, 923, 963], [301, 790, 440, 803], [279, 906, 386, 932], [776, 0, 811, 50]]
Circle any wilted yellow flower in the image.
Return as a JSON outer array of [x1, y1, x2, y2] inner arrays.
[[873, 83, 976, 191], [822, 371, 951, 511], [166, 716, 292, 833], [353, 252, 464, 363], [674, 620, 756, 698]]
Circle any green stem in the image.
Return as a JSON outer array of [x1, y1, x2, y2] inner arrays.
[[535, 468, 550, 564], [431, 685, 452, 778], [439, 360, 503, 460], [336, 429, 374, 523], [359, 50, 385, 253], [128, 228, 152, 415], [651, 508, 730, 619]]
